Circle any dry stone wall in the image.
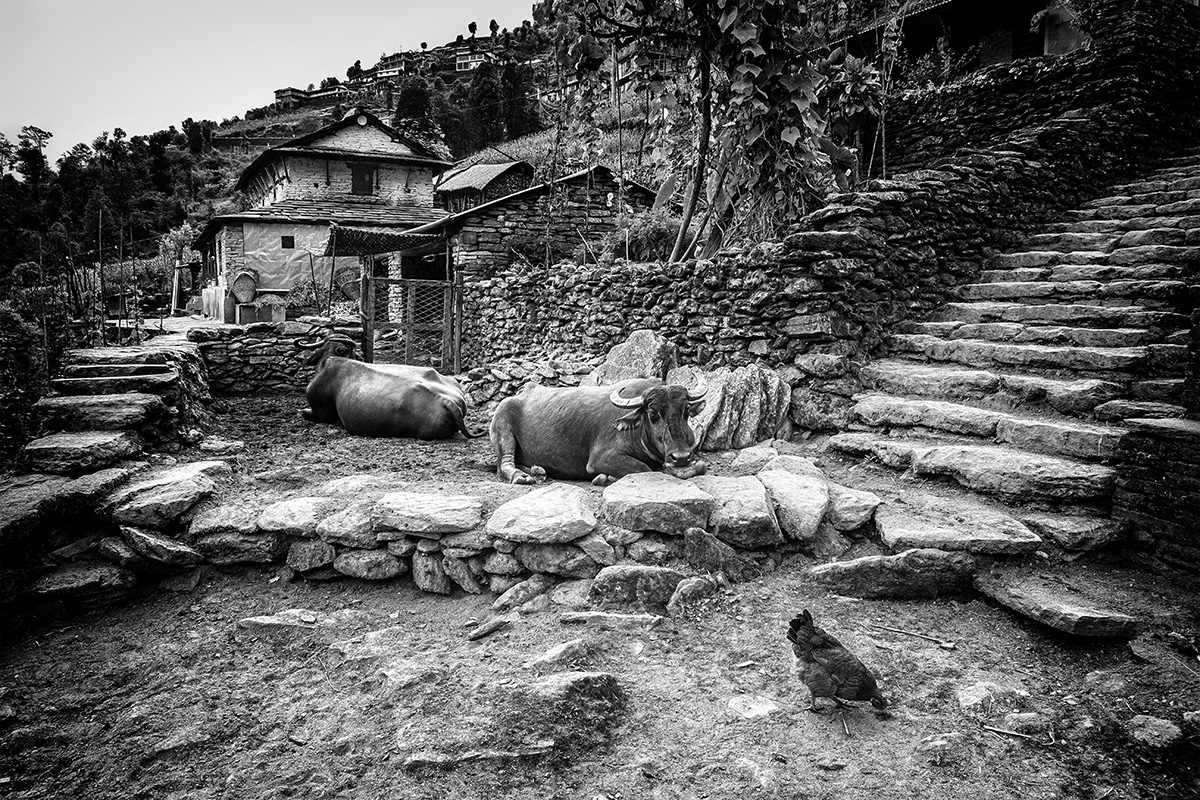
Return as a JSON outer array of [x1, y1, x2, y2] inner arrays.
[[187, 317, 363, 394]]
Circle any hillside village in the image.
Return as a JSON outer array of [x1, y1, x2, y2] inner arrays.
[[0, 0, 1199, 798]]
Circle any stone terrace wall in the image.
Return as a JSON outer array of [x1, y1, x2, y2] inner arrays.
[[883, 0, 1200, 174], [187, 317, 364, 395]]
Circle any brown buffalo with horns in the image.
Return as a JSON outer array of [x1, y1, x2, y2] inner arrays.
[[489, 377, 708, 486], [296, 334, 481, 440]]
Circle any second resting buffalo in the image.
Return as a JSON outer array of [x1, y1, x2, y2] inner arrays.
[[489, 378, 708, 486]]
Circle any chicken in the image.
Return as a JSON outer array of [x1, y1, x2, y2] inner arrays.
[[788, 610, 888, 713]]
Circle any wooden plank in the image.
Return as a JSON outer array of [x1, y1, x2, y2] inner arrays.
[[359, 258, 374, 363]]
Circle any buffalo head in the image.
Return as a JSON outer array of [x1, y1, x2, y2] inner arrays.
[[609, 379, 707, 468], [295, 334, 359, 368]]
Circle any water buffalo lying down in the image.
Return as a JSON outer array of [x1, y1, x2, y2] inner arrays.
[[490, 378, 708, 485], [296, 335, 482, 439]]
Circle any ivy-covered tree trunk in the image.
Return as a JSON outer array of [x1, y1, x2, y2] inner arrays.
[[669, 53, 711, 263]]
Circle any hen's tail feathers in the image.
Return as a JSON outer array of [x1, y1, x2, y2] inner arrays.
[[786, 609, 815, 645]]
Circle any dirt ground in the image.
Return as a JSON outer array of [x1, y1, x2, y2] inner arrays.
[[0, 394, 1197, 800]]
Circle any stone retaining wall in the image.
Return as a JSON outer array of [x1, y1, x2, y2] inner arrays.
[[1113, 419, 1200, 572], [186, 317, 363, 395]]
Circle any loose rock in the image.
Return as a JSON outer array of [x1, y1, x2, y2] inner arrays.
[[487, 484, 598, 543]]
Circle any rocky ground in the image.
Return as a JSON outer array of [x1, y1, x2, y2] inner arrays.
[[0, 394, 1198, 799]]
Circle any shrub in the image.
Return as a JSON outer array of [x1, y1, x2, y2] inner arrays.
[[575, 209, 685, 264]]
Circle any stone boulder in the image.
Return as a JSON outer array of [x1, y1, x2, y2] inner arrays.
[[411, 551, 453, 594], [809, 548, 976, 599], [28, 561, 135, 607], [589, 565, 686, 613], [875, 495, 1041, 555], [493, 573, 556, 612], [729, 446, 778, 476], [487, 484, 597, 544], [974, 568, 1139, 637], [601, 473, 716, 534], [514, 543, 600, 579], [681, 527, 759, 582], [826, 483, 883, 531], [583, 330, 677, 386], [756, 469, 829, 543], [374, 492, 483, 535], [193, 531, 285, 565], [680, 363, 790, 451], [287, 540, 337, 572], [188, 503, 260, 538], [334, 550, 405, 580], [121, 526, 203, 569], [691, 475, 783, 549]]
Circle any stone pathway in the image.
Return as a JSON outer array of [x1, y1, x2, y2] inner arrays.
[[830, 147, 1199, 527]]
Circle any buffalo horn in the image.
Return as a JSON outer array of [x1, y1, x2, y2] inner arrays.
[[294, 337, 323, 350], [609, 386, 646, 408], [687, 376, 708, 401]]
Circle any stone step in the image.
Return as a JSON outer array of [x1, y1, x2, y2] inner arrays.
[[33, 393, 169, 432], [979, 263, 1188, 284], [1042, 215, 1200, 234], [21, 431, 143, 475], [930, 302, 1189, 330], [890, 334, 1185, 377], [827, 433, 1115, 503], [991, 250, 1108, 268], [974, 568, 1139, 638], [1065, 204, 1160, 221], [1022, 232, 1121, 252], [908, 320, 1157, 348], [1108, 175, 1200, 194], [1079, 192, 1191, 210], [850, 394, 1125, 461], [66, 347, 174, 366], [859, 359, 1126, 415], [50, 373, 179, 397], [874, 493, 1042, 555], [60, 362, 175, 379], [1092, 399, 1187, 422], [958, 279, 1188, 307]]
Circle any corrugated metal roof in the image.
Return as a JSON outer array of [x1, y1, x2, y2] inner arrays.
[[435, 161, 532, 193]]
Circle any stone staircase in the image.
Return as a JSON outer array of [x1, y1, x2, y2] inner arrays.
[[827, 147, 1198, 550], [21, 338, 211, 475]]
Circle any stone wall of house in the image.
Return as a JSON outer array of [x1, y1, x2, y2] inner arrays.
[[451, 176, 649, 279], [187, 317, 364, 395], [882, 0, 1200, 174], [218, 224, 246, 278], [246, 156, 439, 210]]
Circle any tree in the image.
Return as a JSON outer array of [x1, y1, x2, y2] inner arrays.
[[501, 62, 541, 140], [466, 61, 505, 150], [468, 21, 477, 36], [543, 0, 874, 258], [346, 59, 363, 80], [320, 76, 340, 89]]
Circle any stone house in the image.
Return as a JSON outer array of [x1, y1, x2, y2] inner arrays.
[[433, 161, 536, 213], [413, 165, 656, 279], [192, 107, 453, 323]]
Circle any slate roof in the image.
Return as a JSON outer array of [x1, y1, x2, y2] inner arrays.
[[193, 198, 448, 248], [321, 225, 444, 257]]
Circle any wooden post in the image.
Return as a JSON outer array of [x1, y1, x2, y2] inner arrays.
[[359, 255, 375, 363]]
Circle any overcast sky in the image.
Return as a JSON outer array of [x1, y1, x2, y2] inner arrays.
[[0, 0, 537, 164]]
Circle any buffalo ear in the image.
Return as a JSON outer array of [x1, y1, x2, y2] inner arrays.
[[612, 409, 643, 431]]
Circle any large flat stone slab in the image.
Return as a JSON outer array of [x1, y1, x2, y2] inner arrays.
[[810, 548, 976, 599], [486, 484, 597, 543], [875, 494, 1042, 555], [601, 473, 716, 535], [974, 568, 1140, 637], [912, 444, 1115, 502], [106, 461, 230, 529], [374, 492, 483, 535], [23, 431, 142, 475], [853, 394, 1001, 437], [756, 469, 828, 542]]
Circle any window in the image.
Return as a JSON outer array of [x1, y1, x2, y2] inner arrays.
[[350, 163, 376, 195], [281, 235, 295, 249]]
